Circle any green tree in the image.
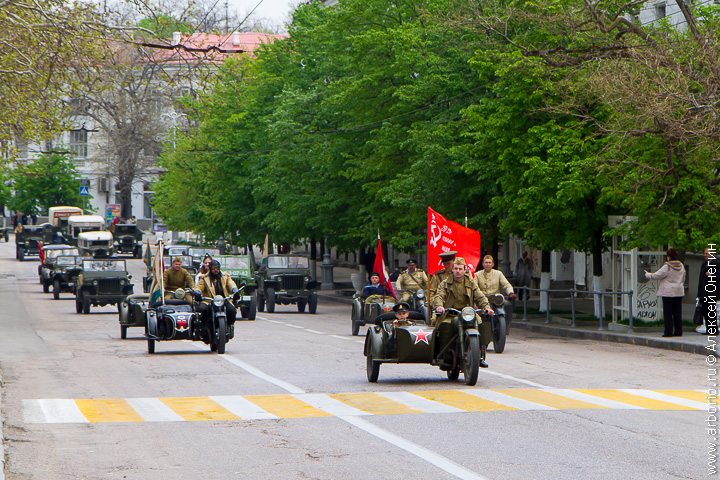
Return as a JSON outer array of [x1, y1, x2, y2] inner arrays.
[[9, 152, 91, 215]]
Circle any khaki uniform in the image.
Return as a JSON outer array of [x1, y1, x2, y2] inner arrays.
[[163, 267, 194, 300], [196, 272, 238, 300], [432, 274, 492, 348], [475, 269, 514, 296], [428, 269, 452, 304], [396, 269, 428, 302]]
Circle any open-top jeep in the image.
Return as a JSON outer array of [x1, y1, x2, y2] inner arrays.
[[15, 223, 53, 261], [257, 254, 319, 314], [75, 258, 133, 314], [112, 224, 143, 258], [51, 255, 83, 300], [216, 254, 258, 320]]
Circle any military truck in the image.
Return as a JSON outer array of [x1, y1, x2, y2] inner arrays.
[[75, 258, 133, 314], [256, 254, 319, 314], [112, 223, 143, 258]]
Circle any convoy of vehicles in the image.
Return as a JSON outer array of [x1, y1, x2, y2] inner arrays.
[[256, 254, 319, 314]]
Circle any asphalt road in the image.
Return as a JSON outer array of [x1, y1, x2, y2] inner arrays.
[[0, 240, 710, 480]]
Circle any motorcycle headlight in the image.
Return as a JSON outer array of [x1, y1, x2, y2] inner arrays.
[[173, 288, 185, 299], [461, 307, 476, 322], [489, 293, 504, 307], [213, 295, 224, 307], [415, 289, 425, 299]]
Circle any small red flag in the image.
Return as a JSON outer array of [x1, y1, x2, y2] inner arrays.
[[373, 234, 397, 299]]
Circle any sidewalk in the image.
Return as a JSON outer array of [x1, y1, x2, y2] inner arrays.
[[319, 265, 716, 357]]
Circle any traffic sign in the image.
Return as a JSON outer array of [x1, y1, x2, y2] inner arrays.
[[79, 186, 89, 196], [80, 179, 90, 187]]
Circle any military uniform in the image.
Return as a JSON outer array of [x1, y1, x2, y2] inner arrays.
[[396, 268, 428, 302], [162, 267, 194, 300], [428, 269, 452, 305], [475, 269, 514, 296]]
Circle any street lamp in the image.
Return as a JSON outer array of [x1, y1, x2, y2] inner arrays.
[[160, 110, 186, 149]]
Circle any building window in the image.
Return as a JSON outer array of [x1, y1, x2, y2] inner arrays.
[[69, 129, 88, 158], [655, 2, 666, 19]]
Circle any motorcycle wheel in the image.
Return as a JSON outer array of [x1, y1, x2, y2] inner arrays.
[[308, 293, 318, 314], [366, 353, 380, 382], [297, 299, 306, 313], [266, 288, 276, 313], [215, 316, 227, 354], [463, 333, 480, 386], [447, 367, 460, 381], [75, 295, 82, 314], [352, 319, 360, 336], [257, 292, 265, 312], [53, 279, 61, 300], [493, 315, 507, 354], [247, 294, 257, 320], [82, 296, 91, 314], [121, 325, 128, 339], [147, 337, 155, 354]]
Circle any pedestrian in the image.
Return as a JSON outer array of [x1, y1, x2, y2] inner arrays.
[[515, 251, 533, 300], [696, 248, 716, 335], [30, 213, 37, 225], [645, 248, 686, 337]]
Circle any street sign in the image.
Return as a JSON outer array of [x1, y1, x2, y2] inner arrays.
[[80, 179, 90, 187], [79, 186, 90, 196]]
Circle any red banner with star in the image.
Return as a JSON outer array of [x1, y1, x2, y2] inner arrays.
[[427, 207, 481, 276]]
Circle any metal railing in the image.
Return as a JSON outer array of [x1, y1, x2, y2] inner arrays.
[[516, 286, 635, 332]]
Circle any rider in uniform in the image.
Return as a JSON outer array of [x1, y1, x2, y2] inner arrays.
[[163, 256, 195, 301], [475, 254, 516, 330], [396, 259, 428, 303], [427, 251, 457, 325], [432, 257, 493, 368]]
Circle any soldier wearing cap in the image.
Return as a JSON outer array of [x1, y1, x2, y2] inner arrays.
[[396, 259, 428, 303], [163, 256, 194, 301], [432, 257, 493, 368], [386, 302, 415, 357], [428, 250, 457, 304]]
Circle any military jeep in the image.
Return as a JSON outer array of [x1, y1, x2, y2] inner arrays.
[[257, 254, 319, 314], [38, 244, 80, 292], [75, 259, 134, 314], [112, 224, 143, 258], [216, 254, 258, 320], [0, 217, 10, 242], [50, 255, 83, 300], [15, 223, 53, 261]]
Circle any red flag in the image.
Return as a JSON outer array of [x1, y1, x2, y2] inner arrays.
[[427, 207, 481, 276], [373, 234, 397, 299]]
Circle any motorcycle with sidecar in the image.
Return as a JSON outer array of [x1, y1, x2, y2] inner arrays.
[[364, 307, 486, 386], [351, 293, 397, 336]]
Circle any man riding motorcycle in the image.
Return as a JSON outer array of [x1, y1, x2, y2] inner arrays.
[[163, 257, 195, 302], [432, 257, 494, 368], [396, 259, 428, 303], [475, 254, 516, 330], [195, 259, 239, 328]]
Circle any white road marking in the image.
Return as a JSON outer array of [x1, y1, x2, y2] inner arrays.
[[543, 389, 644, 410], [331, 335, 353, 341], [126, 398, 185, 422], [23, 399, 87, 424], [619, 389, 707, 410], [478, 369, 549, 388], [297, 393, 370, 416], [464, 389, 555, 411], [210, 395, 279, 419], [305, 329, 325, 335], [340, 415, 490, 480], [377, 391, 465, 414]]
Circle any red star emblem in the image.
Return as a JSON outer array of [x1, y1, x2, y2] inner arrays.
[[412, 329, 430, 345]]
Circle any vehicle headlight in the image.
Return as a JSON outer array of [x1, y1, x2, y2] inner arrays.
[[489, 293, 504, 307], [304, 276, 310, 282], [213, 295, 224, 307], [415, 289, 425, 299], [119, 279, 126, 286], [174, 288, 185, 299], [92, 280, 99, 286], [461, 307, 476, 322]]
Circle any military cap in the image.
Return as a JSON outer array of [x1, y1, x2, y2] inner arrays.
[[453, 257, 467, 266], [439, 251, 457, 261], [393, 302, 411, 313], [369, 271, 380, 278], [406, 259, 417, 265]]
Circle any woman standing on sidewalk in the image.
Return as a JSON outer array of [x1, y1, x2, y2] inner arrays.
[[645, 248, 686, 337]]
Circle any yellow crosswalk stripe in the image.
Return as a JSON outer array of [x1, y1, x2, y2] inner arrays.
[[575, 389, 696, 410], [160, 397, 239, 421], [329, 393, 423, 415], [246, 395, 331, 419], [75, 399, 144, 423], [496, 389, 608, 410], [412, 390, 516, 412], [657, 390, 710, 404]]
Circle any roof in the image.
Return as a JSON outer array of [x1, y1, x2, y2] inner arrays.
[[150, 31, 287, 65]]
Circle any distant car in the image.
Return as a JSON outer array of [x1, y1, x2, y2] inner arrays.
[[77, 231, 115, 258], [38, 244, 80, 292], [74, 258, 133, 314], [112, 224, 143, 258], [15, 223, 53, 261], [256, 254, 319, 314], [50, 255, 83, 300], [216, 254, 258, 320]]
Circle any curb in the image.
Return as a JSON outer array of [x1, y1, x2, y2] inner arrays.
[[512, 321, 716, 357]]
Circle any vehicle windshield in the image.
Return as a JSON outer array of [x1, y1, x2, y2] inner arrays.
[[217, 256, 250, 269], [189, 247, 220, 258], [163, 255, 193, 268], [56, 256, 82, 266], [45, 248, 80, 259], [83, 259, 126, 272], [114, 225, 137, 235], [166, 246, 189, 256], [267, 256, 309, 269]]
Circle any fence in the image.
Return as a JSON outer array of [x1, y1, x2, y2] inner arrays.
[[517, 286, 636, 332]]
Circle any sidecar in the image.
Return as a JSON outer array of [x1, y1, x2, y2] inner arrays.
[[363, 311, 434, 382], [118, 293, 151, 339], [350, 294, 397, 336]]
